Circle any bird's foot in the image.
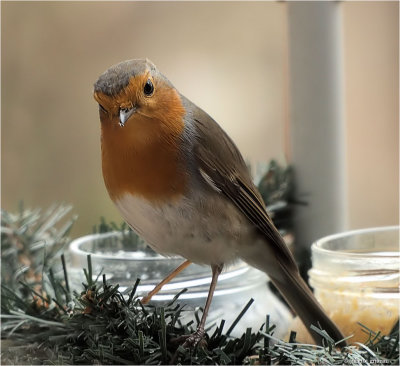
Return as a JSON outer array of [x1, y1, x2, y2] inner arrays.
[[183, 328, 206, 348], [172, 328, 207, 349], [170, 328, 207, 364]]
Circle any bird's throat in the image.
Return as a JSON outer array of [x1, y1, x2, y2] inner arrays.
[[101, 116, 187, 204]]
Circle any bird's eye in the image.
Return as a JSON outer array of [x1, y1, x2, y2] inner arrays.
[[143, 79, 154, 96]]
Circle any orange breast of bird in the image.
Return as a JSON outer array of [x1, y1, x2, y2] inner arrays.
[[99, 82, 188, 204]]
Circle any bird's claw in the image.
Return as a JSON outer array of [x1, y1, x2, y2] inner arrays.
[[170, 329, 207, 364], [182, 328, 206, 348], [171, 328, 207, 349]]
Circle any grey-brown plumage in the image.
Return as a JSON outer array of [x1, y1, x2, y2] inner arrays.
[[189, 102, 345, 347]]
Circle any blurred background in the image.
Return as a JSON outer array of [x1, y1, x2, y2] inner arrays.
[[2, 1, 398, 246]]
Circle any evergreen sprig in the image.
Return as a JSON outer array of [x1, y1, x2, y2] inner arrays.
[[92, 217, 154, 254], [1, 254, 398, 365], [257, 160, 297, 234], [1, 203, 77, 290], [1, 204, 399, 365]]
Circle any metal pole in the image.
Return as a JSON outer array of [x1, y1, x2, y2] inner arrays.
[[287, 2, 347, 250]]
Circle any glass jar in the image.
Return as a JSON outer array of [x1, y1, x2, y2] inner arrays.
[[308, 226, 399, 343], [68, 231, 292, 338]]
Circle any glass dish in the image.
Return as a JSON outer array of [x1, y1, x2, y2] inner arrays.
[[68, 230, 292, 338]]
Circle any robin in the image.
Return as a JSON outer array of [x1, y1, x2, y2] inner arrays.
[[93, 59, 345, 348]]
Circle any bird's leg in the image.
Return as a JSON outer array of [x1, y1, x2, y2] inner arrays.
[[141, 259, 192, 305], [182, 263, 223, 348]]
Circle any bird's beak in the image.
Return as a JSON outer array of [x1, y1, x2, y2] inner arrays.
[[119, 107, 137, 127]]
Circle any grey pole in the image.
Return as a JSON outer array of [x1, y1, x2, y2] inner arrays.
[[287, 2, 347, 251]]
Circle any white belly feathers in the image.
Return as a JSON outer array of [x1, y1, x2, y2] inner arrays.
[[115, 190, 254, 266]]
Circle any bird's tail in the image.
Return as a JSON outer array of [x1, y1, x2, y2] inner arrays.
[[269, 263, 346, 347]]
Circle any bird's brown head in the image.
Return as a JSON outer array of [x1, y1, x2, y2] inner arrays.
[[93, 59, 185, 133], [93, 59, 188, 202]]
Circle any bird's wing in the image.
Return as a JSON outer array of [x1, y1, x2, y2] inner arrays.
[[190, 105, 347, 347], [191, 106, 297, 271]]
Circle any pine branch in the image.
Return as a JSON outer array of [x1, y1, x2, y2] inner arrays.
[[1, 205, 399, 365], [1, 203, 77, 290]]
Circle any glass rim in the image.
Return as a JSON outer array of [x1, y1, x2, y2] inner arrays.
[[311, 225, 400, 258], [69, 231, 178, 261]]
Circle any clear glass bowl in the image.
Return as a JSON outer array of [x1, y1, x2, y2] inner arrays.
[[68, 231, 292, 338], [308, 226, 399, 343]]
